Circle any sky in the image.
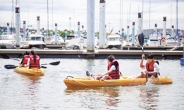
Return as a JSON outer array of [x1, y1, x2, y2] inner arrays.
[[0, 0, 184, 34]]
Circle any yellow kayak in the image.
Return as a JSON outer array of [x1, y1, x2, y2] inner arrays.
[[64, 76, 172, 87], [14, 66, 44, 76]]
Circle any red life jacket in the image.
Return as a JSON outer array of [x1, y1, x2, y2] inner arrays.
[[29, 55, 40, 68], [22, 55, 30, 64], [146, 60, 159, 71], [107, 60, 120, 79]]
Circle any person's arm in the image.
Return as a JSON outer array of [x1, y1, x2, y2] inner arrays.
[[140, 54, 145, 68], [20, 58, 24, 64], [101, 65, 116, 76], [27, 58, 30, 66], [153, 62, 159, 74]]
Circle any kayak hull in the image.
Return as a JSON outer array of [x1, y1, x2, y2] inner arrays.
[[14, 66, 44, 76], [64, 76, 172, 87]]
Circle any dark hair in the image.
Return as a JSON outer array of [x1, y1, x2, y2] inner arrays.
[[107, 55, 115, 62], [23, 51, 29, 56], [25, 51, 29, 55], [147, 52, 154, 59], [31, 50, 36, 63]]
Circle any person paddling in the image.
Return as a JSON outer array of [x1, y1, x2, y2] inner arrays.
[[29, 50, 40, 69], [20, 51, 30, 67], [87, 55, 121, 80], [136, 52, 160, 78]]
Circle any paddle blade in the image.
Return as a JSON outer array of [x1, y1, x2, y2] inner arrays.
[[49, 61, 60, 65], [41, 66, 47, 69], [0, 54, 10, 59], [138, 33, 145, 47], [4, 65, 17, 69]]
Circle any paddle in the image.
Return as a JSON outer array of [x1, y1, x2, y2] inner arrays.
[[1, 54, 60, 66], [138, 33, 148, 82], [138, 33, 144, 53], [0, 54, 10, 59], [41, 61, 60, 65], [0, 54, 20, 61], [4, 65, 47, 69]]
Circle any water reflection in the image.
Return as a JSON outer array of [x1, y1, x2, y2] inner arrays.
[[20, 75, 41, 109], [102, 87, 121, 107], [22, 75, 41, 82], [138, 85, 160, 110], [65, 87, 121, 109], [86, 59, 95, 72]]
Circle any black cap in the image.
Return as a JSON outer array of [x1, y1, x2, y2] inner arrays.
[[15, 7, 19, 13], [37, 16, 40, 21], [138, 13, 141, 18], [163, 17, 166, 21], [100, 0, 105, 3]]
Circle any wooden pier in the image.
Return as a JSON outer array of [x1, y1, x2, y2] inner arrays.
[[0, 49, 183, 59]]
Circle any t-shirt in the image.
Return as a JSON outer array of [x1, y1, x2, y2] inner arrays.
[[153, 62, 160, 73], [108, 65, 116, 73]]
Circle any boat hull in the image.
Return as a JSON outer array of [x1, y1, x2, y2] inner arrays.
[[64, 76, 172, 87], [29, 44, 46, 49], [106, 44, 121, 49], [14, 66, 44, 76]]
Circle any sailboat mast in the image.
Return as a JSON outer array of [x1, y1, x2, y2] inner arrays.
[[11, 0, 14, 34], [52, 0, 53, 29], [171, 3, 172, 29], [120, 0, 122, 32], [129, 2, 131, 26], [176, 0, 178, 37], [47, 0, 49, 37], [149, 0, 151, 35], [73, 8, 75, 34], [122, 0, 123, 29], [142, 0, 144, 33]]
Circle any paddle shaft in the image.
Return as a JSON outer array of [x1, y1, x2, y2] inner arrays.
[[138, 33, 148, 82]]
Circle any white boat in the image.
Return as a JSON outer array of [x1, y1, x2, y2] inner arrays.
[[65, 36, 99, 50], [165, 37, 178, 46], [20, 34, 46, 49], [105, 34, 122, 49], [146, 32, 161, 46], [0, 34, 16, 49], [44, 36, 64, 45]]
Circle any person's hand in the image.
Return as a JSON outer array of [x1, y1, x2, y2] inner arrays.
[[145, 71, 148, 74], [142, 54, 145, 60]]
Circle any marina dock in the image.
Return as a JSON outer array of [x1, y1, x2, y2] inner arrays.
[[0, 49, 183, 59]]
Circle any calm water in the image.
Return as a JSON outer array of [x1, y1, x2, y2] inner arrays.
[[0, 58, 184, 110]]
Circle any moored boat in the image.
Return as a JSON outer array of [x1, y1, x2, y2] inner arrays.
[[64, 76, 172, 87], [106, 34, 122, 49], [14, 66, 44, 76]]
